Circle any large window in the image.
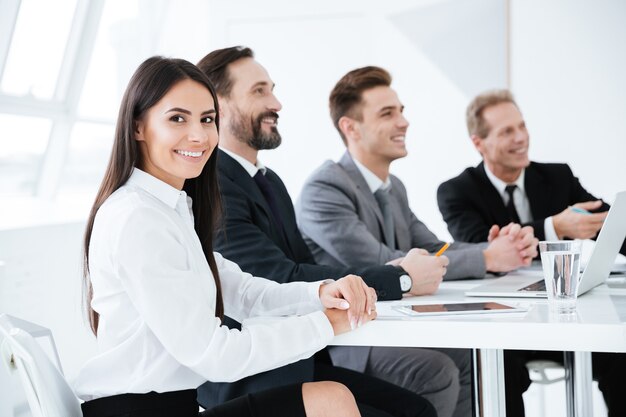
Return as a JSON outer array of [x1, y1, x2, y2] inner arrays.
[[0, 0, 98, 198], [78, 0, 140, 121], [0, 114, 51, 196], [0, 0, 211, 205], [58, 122, 114, 194], [1, 0, 77, 99]]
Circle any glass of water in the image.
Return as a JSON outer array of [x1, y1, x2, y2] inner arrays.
[[539, 240, 583, 314]]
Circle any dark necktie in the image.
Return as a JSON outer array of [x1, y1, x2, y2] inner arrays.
[[374, 188, 396, 250], [253, 171, 285, 232], [504, 184, 521, 223]]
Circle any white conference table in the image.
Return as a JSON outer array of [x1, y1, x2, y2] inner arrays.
[[331, 271, 626, 417]]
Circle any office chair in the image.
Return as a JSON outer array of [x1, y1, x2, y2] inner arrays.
[[0, 314, 82, 417], [525, 360, 565, 414], [527, 359, 566, 385]]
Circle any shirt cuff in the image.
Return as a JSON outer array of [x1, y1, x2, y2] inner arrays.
[[308, 310, 335, 345], [544, 217, 559, 241], [310, 279, 335, 310]]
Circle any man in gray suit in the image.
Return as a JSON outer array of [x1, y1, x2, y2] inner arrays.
[[296, 66, 539, 417]]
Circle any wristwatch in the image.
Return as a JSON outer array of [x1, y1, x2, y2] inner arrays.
[[396, 266, 412, 293]]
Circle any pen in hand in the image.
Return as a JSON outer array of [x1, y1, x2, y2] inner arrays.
[[435, 242, 450, 257], [570, 206, 592, 215]]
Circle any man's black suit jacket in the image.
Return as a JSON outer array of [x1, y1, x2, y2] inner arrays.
[[214, 150, 404, 298], [437, 161, 625, 255], [198, 150, 404, 407]]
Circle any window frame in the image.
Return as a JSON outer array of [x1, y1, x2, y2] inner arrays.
[[0, 0, 105, 198]]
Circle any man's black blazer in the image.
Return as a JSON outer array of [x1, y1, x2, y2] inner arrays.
[[437, 161, 625, 255], [214, 149, 404, 299]]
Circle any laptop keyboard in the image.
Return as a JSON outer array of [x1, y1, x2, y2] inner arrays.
[[519, 280, 546, 292]]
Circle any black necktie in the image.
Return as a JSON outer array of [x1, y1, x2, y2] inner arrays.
[[374, 188, 396, 250], [253, 171, 285, 232], [504, 184, 521, 223]]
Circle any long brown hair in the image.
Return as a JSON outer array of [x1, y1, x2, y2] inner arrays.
[[83, 56, 224, 335]]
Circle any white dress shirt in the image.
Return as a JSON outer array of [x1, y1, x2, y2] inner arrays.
[[483, 164, 559, 240], [352, 156, 391, 194], [220, 146, 266, 177], [74, 168, 333, 401]]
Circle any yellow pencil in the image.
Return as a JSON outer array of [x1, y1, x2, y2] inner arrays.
[[435, 242, 450, 257]]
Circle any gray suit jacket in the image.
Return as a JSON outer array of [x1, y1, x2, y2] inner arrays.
[[297, 152, 487, 281], [296, 152, 487, 372]]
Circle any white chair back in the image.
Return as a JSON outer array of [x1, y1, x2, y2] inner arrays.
[[0, 315, 82, 417]]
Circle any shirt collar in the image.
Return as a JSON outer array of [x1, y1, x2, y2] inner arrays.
[[351, 155, 391, 193], [126, 168, 186, 210], [483, 163, 526, 197], [220, 146, 267, 177]]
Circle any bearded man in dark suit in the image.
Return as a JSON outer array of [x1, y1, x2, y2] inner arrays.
[[194, 45, 447, 417]]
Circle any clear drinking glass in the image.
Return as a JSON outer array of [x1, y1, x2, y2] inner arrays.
[[539, 240, 582, 314]]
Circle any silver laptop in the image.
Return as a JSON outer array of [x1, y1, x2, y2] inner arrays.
[[466, 191, 626, 298]]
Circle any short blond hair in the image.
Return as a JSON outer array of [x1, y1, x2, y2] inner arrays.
[[466, 89, 518, 138]]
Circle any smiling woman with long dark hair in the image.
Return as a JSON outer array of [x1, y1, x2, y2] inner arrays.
[[73, 56, 377, 417]]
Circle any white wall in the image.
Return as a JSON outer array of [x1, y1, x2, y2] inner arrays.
[[207, 0, 626, 240], [207, 0, 508, 240], [512, 0, 626, 202]]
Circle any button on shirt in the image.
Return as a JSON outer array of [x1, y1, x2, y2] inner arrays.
[[73, 168, 333, 400]]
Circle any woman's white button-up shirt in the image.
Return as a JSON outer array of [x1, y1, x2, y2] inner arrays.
[[74, 168, 333, 400]]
